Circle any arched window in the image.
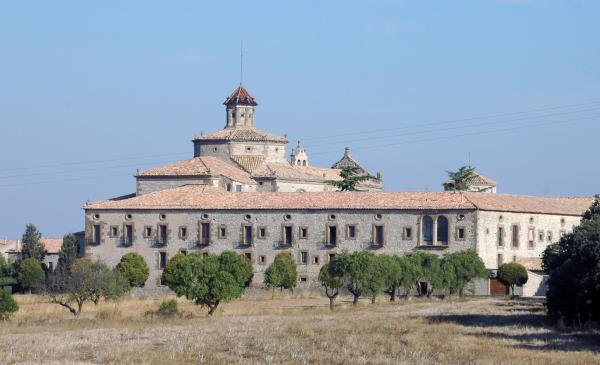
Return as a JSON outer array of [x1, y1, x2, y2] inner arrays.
[[302, 160, 307, 166], [437, 216, 449, 245], [422, 216, 433, 245]]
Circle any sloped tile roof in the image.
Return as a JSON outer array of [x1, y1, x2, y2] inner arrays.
[[231, 155, 265, 173], [223, 85, 257, 106], [86, 186, 476, 210], [331, 147, 370, 174], [464, 193, 592, 216], [517, 257, 543, 271], [41, 238, 63, 254], [252, 163, 342, 181], [445, 173, 497, 187], [137, 156, 255, 185], [193, 128, 288, 143]]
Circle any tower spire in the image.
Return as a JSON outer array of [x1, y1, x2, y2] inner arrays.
[[240, 40, 243, 85]]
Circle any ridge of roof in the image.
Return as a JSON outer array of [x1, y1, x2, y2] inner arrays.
[[193, 128, 288, 143], [223, 85, 257, 106], [464, 192, 592, 216]]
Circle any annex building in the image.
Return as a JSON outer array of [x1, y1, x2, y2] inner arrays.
[[83, 85, 592, 296]]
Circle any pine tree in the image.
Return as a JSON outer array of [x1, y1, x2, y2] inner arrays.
[[325, 166, 373, 192], [19, 224, 46, 265], [443, 166, 479, 192], [56, 234, 78, 278]]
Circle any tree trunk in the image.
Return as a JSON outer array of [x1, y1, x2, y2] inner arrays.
[[353, 294, 359, 306], [329, 297, 335, 311], [207, 301, 219, 316], [371, 295, 376, 304]]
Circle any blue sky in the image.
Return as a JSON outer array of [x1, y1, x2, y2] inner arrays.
[[1, 0, 599, 238]]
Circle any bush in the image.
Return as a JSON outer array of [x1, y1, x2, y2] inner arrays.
[[543, 197, 600, 325], [116, 252, 149, 288], [17, 258, 44, 293], [161, 253, 186, 288], [497, 262, 528, 295], [441, 249, 488, 297], [264, 252, 297, 293], [0, 288, 18, 320], [157, 299, 179, 317]]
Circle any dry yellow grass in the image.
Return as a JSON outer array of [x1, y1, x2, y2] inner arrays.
[[1, 293, 599, 364]]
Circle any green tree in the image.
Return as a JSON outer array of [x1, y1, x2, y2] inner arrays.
[[47, 259, 130, 316], [375, 254, 400, 302], [318, 263, 344, 310], [219, 251, 253, 288], [441, 249, 488, 297], [116, 252, 149, 288], [497, 262, 528, 296], [161, 253, 186, 288], [397, 255, 421, 299], [443, 165, 479, 192], [0, 255, 15, 281], [325, 166, 374, 192], [264, 252, 298, 293], [334, 251, 378, 305], [19, 224, 46, 265], [543, 197, 600, 325], [166, 252, 249, 315], [0, 288, 18, 320], [55, 234, 78, 278], [411, 252, 443, 297], [17, 258, 44, 294]]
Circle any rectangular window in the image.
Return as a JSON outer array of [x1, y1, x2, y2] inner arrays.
[[124, 224, 134, 245], [538, 230, 544, 242], [219, 225, 227, 239], [244, 252, 252, 262], [300, 251, 308, 264], [328, 226, 337, 246], [528, 227, 535, 248], [235, 185, 242, 192], [226, 184, 232, 192], [158, 252, 167, 269], [258, 227, 267, 239], [373, 225, 384, 245], [347, 225, 357, 239], [497, 227, 504, 247], [313, 255, 320, 265], [92, 224, 101, 244], [299, 227, 308, 239], [300, 276, 308, 283], [403, 227, 413, 240], [547, 231, 553, 242], [511, 225, 519, 248], [259, 255, 266, 265], [497, 253, 503, 268], [200, 223, 210, 245], [144, 226, 153, 238], [202, 252, 209, 258], [158, 224, 168, 245], [180, 249, 188, 256], [284, 225, 293, 245], [456, 227, 466, 240], [328, 253, 336, 262], [179, 226, 188, 240], [110, 226, 118, 238], [243, 225, 253, 245]]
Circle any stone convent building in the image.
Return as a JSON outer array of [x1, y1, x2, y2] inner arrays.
[[83, 84, 592, 296]]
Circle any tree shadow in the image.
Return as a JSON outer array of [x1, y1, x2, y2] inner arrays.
[[463, 330, 600, 352], [428, 312, 548, 328]]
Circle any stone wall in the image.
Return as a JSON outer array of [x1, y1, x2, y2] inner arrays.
[[136, 177, 216, 195], [475, 210, 581, 269], [84, 208, 477, 290]]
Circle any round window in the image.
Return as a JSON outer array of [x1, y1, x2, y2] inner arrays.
[[93, 213, 100, 220], [202, 213, 209, 220], [159, 214, 167, 221], [125, 214, 132, 220], [375, 214, 382, 220], [245, 214, 252, 221], [284, 214, 292, 221], [329, 214, 336, 221]]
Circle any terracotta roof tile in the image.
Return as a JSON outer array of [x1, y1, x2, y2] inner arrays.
[[445, 173, 497, 187], [137, 157, 255, 185], [464, 193, 592, 216], [231, 155, 265, 173], [41, 238, 63, 254], [252, 163, 342, 181], [193, 128, 288, 143], [517, 257, 543, 271], [223, 85, 257, 106], [86, 186, 476, 211]]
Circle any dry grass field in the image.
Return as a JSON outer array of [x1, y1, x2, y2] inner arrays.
[[1, 293, 599, 365]]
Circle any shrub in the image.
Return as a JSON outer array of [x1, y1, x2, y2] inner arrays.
[[166, 252, 250, 315], [0, 288, 18, 320], [331, 251, 378, 306], [497, 262, 528, 295], [543, 197, 600, 325], [116, 252, 149, 288], [441, 249, 488, 297], [157, 299, 179, 317], [161, 253, 186, 288], [410, 252, 443, 297], [264, 252, 297, 293], [17, 258, 44, 293], [318, 263, 344, 310]]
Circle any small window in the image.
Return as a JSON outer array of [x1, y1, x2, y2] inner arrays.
[[236, 185, 242, 192], [347, 225, 357, 239], [403, 227, 413, 240], [300, 251, 308, 264], [456, 227, 466, 240], [244, 252, 252, 261], [93, 213, 100, 220], [109, 226, 118, 238], [244, 214, 252, 221], [124, 224, 134, 245], [258, 227, 267, 239], [179, 226, 188, 240], [328, 226, 337, 246], [144, 226, 153, 238], [497, 253, 503, 268], [375, 213, 382, 220], [547, 231, 553, 242], [246, 146, 251, 151], [243, 225, 253, 245], [226, 184, 232, 192], [528, 227, 535, 248], [219, 225, 227, 239], [258, 181, 264, 186], [328, 253, 335, 262], [202, 213, 209, 220], [284, 214, 292, 221], [299, 227, 308, 239], [180, 249, 188, 256], [313, 255, 320, 265], [158, 224, 168, 245], [560, 218, 566, 225], [92, 224, 101, 244], [329, 214, 336, 221], [125, 214, 132, 221], [497, 227, 505, 247], [200, 223, 210, 245], [300, 276, 308, 283], [538, 230, 544, 241], [202, 252, 209, 258], [373, 225, 384, 245], [158, 252, 167, 269], [213, 147, 218, 152], [511, 225, 519, 248], [259, 255, 267, 265], [529, 217, 534, 224], [284, 225, 293, 245], [159, 214, 167, 221], [512, 255, 517, 262]]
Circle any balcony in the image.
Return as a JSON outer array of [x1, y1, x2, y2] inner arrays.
[[119, 237, 134, 247], [415, 243, 449, 251], [85, 238, 100, 246]]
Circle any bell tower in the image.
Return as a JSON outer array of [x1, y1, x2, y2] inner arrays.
[[224, 84, 257, 129], [290, 141, 309, 166]]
